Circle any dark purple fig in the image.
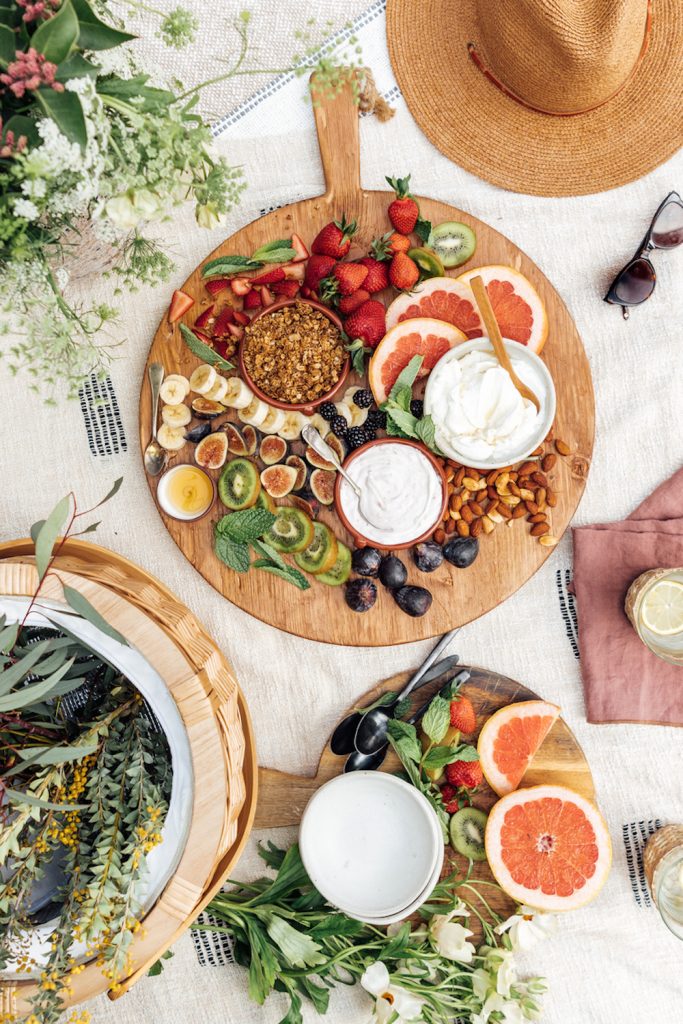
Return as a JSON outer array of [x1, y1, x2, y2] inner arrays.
[[443, 536, 479, 569], [412, 541, 444, 573], [352, 547, 382, 577], [393, 585, 432, 617], [378, 555, 408, 589], [192, 398, 225, 419], [242, 424, 258, 455], [185, 421, 211, 444], [345, 578, 377, 612]]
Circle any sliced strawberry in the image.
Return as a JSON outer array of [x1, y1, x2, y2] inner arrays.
[[300, 286, 313, 299], [283, 262, 306, 282], [233, 310, 249, 326], [244, 289, 262, 310], [271, 280, 299, 298], [213, 307, 236, 336], [250, 267, 286, 285], [260, 285, 274, 306], [227, 323, 244, 341], [205, 278, 230, 296], [194, 304, 215, 330], [230, 278, 252, 296], [291, 233, 310, 262], [193, 329, 212, 343], [168, 289, 194, 324]]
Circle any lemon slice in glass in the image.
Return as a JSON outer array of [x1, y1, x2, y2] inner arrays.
[[641, 579, 683, 636]]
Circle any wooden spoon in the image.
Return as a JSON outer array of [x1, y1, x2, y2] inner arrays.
[[469, 275, 541, 412]]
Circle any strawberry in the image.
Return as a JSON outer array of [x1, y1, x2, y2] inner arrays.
[[250, 267, 285, 285], [291, 233, 309, 262], [226, 323, 244, 341], [283, 262, 306, 282], [205, 278, 230, 296], [358, 256, 389, 293], [339, 289, 370, 315], [259, 285, 274, 307], [243, 289, 262, 310], [300, 286, 313, 299], [449, 695, 476, 735], [213, 307, 236, 336], [305, 254, 336, 290], [388, 232, 411, 255], [194, 304, 215, 330], [311, 214, 357, 258], [386, 174, 419, 234], [445, 759, 483, 790], [233, 310, 250, 326], [168, 289, 194, 324], [389, 252, 420, 290], [333, 261, 369, 296], [344, 299, 386, 349], [271, 279, 300, 298], [439, 783, 461, 815], [193, 329, 212, 344], [230, 278, 252, 296]]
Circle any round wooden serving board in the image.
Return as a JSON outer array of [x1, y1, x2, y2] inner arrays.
[[140, 74, 595, 646], [257, 666, 594, 919]]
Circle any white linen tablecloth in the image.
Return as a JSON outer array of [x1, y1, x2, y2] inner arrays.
[[1, 3, 682, 1023]]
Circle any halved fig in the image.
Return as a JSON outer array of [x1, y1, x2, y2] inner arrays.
[[192, 398, 225, 419], [195, 431, 228, 470], [305, 445, 335, 472], [326, 433, 346, 463], [285, 455, 307, 491], [310, 469, 336, 506], [185, 421, 212, 444], [225, 422, 248, 456], [261, 464, 298, 498], [260, 435, 287, 465], [288, 493, 319, 519], [242, 425, 258, 455]]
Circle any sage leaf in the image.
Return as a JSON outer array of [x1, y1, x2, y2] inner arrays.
[[62, 585, 129, 645], [179, 323, 234, 372], [422, 695, 450, 744], [35, 494, 70, 580], [201, 254, 262, 277]]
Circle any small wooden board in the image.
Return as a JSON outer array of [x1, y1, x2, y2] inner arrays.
[[256, 667, 594, 920], [139, 75, 594, 646]]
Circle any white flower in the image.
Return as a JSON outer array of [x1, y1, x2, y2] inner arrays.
[[196, 201, 223, 229], [428, 906, 475, 963], [21, 178, 47, 199], [495, 906, 558, 952], [132, 189, 164, 220], [13, 198, 39, 221], [361, 962, 423, 1023], [472, 993, 525, 1024], [105, 193, 140, 230]]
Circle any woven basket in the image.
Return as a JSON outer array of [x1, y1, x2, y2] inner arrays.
[[0, 542, 257, 1014]]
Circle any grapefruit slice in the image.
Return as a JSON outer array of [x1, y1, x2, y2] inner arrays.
[[478, 700, 560, 796], [456, 266, 548, 353], [486, 784, 612, 911], [368, 318, 466, 405], [385, 278, 483, 339]]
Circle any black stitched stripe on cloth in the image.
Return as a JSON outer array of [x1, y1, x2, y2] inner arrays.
[[622, 819, 662, 907], [556, 568, 579, 659], [191, 912, 236, 966], [79, 374, 127, 457]]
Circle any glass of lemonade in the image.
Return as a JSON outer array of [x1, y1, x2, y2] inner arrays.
[[645, 826, 683, 941], [625, 568, 683, 666]]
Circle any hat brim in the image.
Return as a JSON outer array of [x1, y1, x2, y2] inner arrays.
[[386, 0, 683, 196]]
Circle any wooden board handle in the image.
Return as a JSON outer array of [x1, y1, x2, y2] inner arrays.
[[311, 70, 361, 205], [255, 765, 336, 828]]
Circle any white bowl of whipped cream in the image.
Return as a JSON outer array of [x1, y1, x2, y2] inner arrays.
[[424, 338, 556, 470]]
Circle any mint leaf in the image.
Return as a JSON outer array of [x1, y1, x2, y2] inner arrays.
[[386, 407, 418, 437], [453, 744, 479, 762], [393, 696, 413, 720], [179, 324, 234, 372], [253, 247, 296, 264], [218, 508, 276, 543], [386, 719, 422, 764], [252, 239, 292, 258], [252, 538, 287, 568], [345, 337, 370, 376], [201, 255, 262, 277], [385, 414, 411, 438], [389, 384, 413, 413], [214, 534, 251, 573], [422, 745, 463, 772], [415, 217, 432, 243], [254, 562, 310, 591], [421, 695, 450, 744], [414, 414, 443, 454], [392, 354, 424, 395]]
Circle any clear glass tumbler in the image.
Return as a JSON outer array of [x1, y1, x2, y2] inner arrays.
[[644, 825, 683, 940]]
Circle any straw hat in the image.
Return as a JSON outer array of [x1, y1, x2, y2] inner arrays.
[[386, 0, 683, 196]]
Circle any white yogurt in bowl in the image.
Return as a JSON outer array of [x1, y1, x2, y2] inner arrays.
[[336, 440, 445, 548], [424, 338, 556, 470]]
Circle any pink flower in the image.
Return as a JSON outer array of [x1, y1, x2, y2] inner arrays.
[[16, 0, 61, 24], [0, 48, 64, 98], [0, 116, 28, 159]]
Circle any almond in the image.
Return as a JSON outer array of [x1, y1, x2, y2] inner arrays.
[[535, 487, 547, 506], [486, 499, 500, 516], [470, 518, 484, 538], [454, 466, 466, 487], [481, 515, 495, 534], [445, 466, 455, 483], [531, 445, 544, 456], [508, 481, 521, 497], [532, 471, 548, 488], [487, 485, 498, 501], [445, 518, 456, 534], [546, 488, 558, 508], [433, 527, 446, 544], [517, 461, 537, 476], [511, 504, 527, 519], [461, 504, 474, 524], [464, 467, 481, 481], [529, 513, 547, 524], [542, 453, 557, 472], [497, 503, 513, 520], [456, 519, 470, 538], [525, 500, 540, 515], [530, 522, 550, 537], [447, 459, 462, 470], [469, 501, 485, 517], [555, 439, 571, 456], [449, 493, 463, 513], [539, 534, 559, 546], [486, 469, 501, 486]]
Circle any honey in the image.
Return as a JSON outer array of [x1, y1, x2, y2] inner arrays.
[[158, 465, 214, 521]]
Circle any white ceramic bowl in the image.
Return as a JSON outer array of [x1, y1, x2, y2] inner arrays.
[[299, 772, 443, 920], [424, 337, 556, 470], [345, 844, 445, 926]]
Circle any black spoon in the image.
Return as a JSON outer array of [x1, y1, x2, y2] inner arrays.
[[345, 667, 472, 773], [354, 629, 459, 756], [330, 653, 461, 756]]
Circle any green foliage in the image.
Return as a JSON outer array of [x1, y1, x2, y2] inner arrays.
[[214, 512, 311, 590], [179, 325, 235, 372]]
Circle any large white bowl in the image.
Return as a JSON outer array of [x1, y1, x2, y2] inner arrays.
[[424, 337, 556, 470], [344, 843, 445, 926], [299, 772, 442, 920]]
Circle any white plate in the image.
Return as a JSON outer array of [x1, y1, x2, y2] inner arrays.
[[299, 772, 442, 919]]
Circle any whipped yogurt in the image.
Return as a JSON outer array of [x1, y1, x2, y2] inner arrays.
[[425, 342, 553, 466], [338, 441, 444, 547]]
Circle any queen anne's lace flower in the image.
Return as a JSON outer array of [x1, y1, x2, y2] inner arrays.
[[13, 197, 39, 221]]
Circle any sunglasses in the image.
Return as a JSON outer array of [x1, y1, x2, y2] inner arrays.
[[604, 191, 683, 319]]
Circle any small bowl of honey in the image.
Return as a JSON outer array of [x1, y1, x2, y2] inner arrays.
[[157, 464, 215, 522]]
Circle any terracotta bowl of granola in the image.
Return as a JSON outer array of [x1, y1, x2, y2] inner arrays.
[[238, 298, 350, 414]]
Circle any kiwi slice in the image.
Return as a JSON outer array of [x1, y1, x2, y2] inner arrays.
[[218, 458, 261, 510], [449, 807, 488, 862], [317, 542, 351, 587], [263, 507, 314, 553], [294, 523, 339, 575], [428, 221, 477, 268], [408, 246, 445, 278], [254, 489, 276, 514]]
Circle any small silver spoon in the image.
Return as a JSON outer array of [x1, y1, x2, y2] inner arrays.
[[302, 425, 386, 530], [144, 363, 167, 476]]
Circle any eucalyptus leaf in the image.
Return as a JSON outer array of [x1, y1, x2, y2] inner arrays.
[[34, 494, 70, 580], [17, 740, 98, 766], [0, 656, 75, 711], [88, 476, 123, 511], [0, 619, 18, 654], [32, 0, 79, 63], [0, 639, 52, 695], [62, 585, 129, 646], [3, 787, 86, 811]]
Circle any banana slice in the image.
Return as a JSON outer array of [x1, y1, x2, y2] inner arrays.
[[160, 378, 189, 406], [349, 404, 368, 427], [334, 402, 352, 427], [343, 386, 360, 405], [189, 364, 217, 395], [238, 396, 270, 427], [161, 403, 191, 427], [260, 406, 286, 434], [157, 423, 187, 451], [164, 374, 190, 398], [205, 376, 229, 403], [308, 412, 329, 436], [222, 377, 253, 409], [278, 410, 308, 441]]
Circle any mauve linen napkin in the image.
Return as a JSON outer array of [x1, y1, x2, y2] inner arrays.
[[572, 466, 683, 726]]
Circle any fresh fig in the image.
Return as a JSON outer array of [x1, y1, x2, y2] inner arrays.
[[242, 424, 258, 456], [325, 432, 345, 463], [185, 421, 212, 444], [261, 464, 298, 498], [305, 445, 336, 472], [310, 468, 336, 506], [285, 455, 307, 490], [225, 422, 248, 456], [260, 435, 287, 465], [195, 431, 228, 470], [288, 493, 319, 519], [192, 398, 225, 419]]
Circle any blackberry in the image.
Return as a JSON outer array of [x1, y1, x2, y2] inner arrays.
[[330, 415, 349, 436], [352, 388, 373, 409], [367, 409, 387, 430], [360, 426, 376, 444], [320, 401, 337, 421], [347, 426, 366, 449], [410, 399, 424, 418]]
